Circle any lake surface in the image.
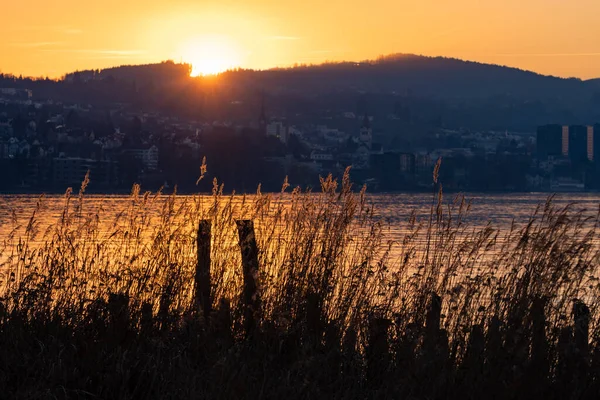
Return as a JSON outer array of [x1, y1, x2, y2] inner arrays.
[[1, 192, 599, 264]]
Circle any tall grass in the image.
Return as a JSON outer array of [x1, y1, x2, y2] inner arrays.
[[0, 167, 599, 399]]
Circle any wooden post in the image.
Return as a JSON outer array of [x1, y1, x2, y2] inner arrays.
[[393, 321, 418, 381], [107, 293, 129, 345], [343, 327, 357, 355], [426, 293, 442, 338], [531, 297, 549, 377], [573, 300, 590, 379], [485, 316, 504, 397], [464, 324, 485, 371], [236, 220, 261, 338], [424, 293, 442, 355], [342, 326, 359, 377], [556, 326, 574, 395], [437, 328, 450, 366], [486, 316, 503, 359], [158, 280, 173, 330], [306, 291, 323, 344], [367, 317, 391, 383], [573, 300, 590, 360], [215, 298, 233, 348], [195, 220, 212, 321], [140, 301, 153, 334]]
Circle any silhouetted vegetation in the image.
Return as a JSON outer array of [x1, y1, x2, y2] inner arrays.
[[0, 166, 600, 398]]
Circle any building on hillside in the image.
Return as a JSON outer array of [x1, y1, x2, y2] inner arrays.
[[0, 88, 32, 100], [122, 145, 159, 171], [309, 151, 337, 172], [354, 114, 373, 169], [53, 157, 117, 187], [593, 124, 600, 162], [0, 122, 12, 138], [539, 123, 599, 164], [266, 121, 289, 143], [562, 126, 569, 156], [536, 124, 563, 159], [587, 125, 594, 162], [258, 96, 268, 135], [359, 113, 372, 149], [399, 153, 416, 174], [568, 125, 588, 165], [310, 151, 334, 162]]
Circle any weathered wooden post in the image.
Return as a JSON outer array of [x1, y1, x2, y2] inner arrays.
[[341, 326, 359, 377], [306, 291, 323, 344], [395, 321, 419, 370], [195, 220, 212, 321], [485, 316, 504, 397], [367, 317, 391, 383], [236, 220, 261, 338], [556, 326, 574, 395], [425, 293, 442, 340], [423, 293, 442, 357], [158, 276, 174, 330], [573, 300, 590, 382], [573, 300, 590, 361], [107, 293, 129, 345], [437, 328, 450, 365], [343, 327, 357, 355], [531, 297, 549, 377], [486, 316, 503, 360], [140, 301, 154, 334], [464, 324, 485, 370], [215, 298, 233, 348]]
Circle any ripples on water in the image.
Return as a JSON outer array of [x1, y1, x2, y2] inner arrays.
[[1, 192, 599, 261]]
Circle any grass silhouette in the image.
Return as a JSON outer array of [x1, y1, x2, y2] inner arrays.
[[0, 166, 599, 399]]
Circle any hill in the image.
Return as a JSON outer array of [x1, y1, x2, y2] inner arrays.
[[223, 54, 594, 100], [4, 54, 600, 130], [59, 54, 598, 101]]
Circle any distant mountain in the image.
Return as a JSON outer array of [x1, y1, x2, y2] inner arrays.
[[221, 54, 596, 101], [64, 61, 192, 88], [56, 54, 600, 103], [587, 78, 600, 86], [5, 54, 600, 130], [216, 54, 600, 129]]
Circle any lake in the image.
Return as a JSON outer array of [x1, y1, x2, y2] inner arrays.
[[1, 192, 599, 267]]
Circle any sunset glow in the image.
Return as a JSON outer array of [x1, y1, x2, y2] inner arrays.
[[2, 1, 600, 78], [181, 35, 243, 76]]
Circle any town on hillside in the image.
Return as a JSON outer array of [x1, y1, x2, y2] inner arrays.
[[2, 62, 600, 192]]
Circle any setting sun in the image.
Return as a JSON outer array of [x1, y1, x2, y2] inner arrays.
[[180, 35, 243, 76]]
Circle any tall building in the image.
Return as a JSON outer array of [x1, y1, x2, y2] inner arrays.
[[536, 124, 563, 159], [353, 114, 373, 170], [266, 121, 289, 143], [562, 125, 569, 156], [359, 113, 372, 149], [593, 124, 600, 163], [258, 96, 268, 135], [122, 145, 159, 171], [587, 125, 594, 161], [568, 125, 588, 165]]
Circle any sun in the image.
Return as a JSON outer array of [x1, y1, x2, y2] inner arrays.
[[181, 35, 242, 76]]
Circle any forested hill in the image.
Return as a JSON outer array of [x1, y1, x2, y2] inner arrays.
[[222, 54, 594, 100], [64, 61, 192, 88], [3, 55, 600, 129], [17, 54, 597, 101]]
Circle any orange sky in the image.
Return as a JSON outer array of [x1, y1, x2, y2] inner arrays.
[[2, 0, 599, 79]]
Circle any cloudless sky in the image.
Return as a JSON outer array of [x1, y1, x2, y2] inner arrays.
[[2, 0, 600, 78]]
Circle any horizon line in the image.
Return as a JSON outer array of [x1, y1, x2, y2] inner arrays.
[[0, 53, 596, 81]]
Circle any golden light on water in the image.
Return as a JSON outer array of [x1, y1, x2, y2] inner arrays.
[[180, 35, 243, 76]]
